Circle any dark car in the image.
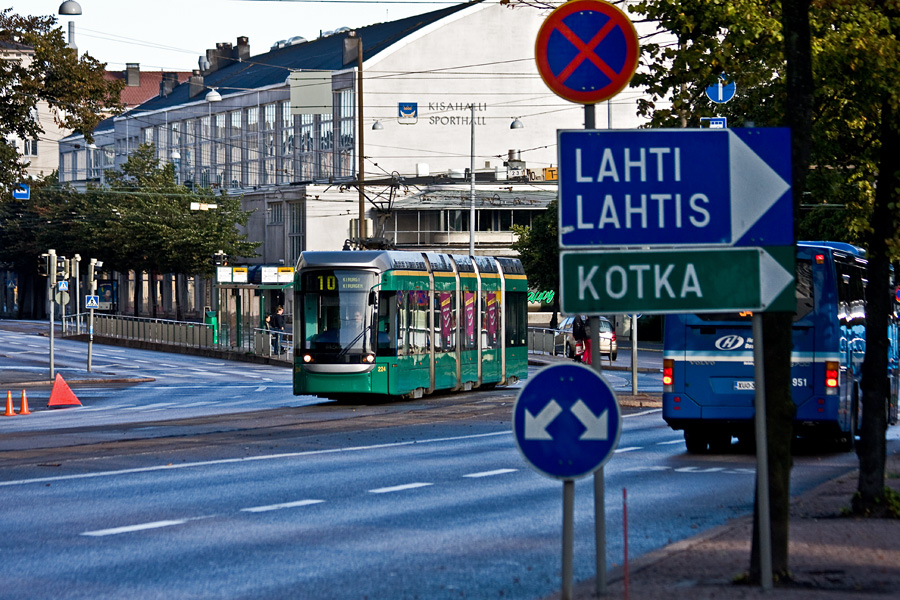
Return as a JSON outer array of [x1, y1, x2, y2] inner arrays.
[[554, 316, 617, 361]]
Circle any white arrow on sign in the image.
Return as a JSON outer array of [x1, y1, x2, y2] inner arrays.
[[729, 132, 791, 244], [759, 249, 795, 309], [571, 400, 609, 440], [524, 399, 562, 440]]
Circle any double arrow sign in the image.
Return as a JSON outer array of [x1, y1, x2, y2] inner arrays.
[[525, 399, 609, 441]]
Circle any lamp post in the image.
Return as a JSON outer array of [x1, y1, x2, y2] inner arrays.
[[58, 1, 82, 52], [468, 108, 523, 256]]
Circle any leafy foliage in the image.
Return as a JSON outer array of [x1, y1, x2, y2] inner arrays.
[[0, 8, 123, 191]]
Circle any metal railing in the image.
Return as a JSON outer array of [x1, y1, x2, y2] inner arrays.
[[61, 313, 292, 361], [527, 327, 559, 356]]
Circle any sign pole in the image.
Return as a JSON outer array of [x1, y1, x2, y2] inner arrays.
[[584, 102, 609, 596], [752, 313, 773, 589], [562, 479, 575, 600], [48, 249, 56, 380], [631, 314, 638, 395]]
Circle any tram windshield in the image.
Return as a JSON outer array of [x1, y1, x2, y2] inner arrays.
[[299, 269, 377, 355]]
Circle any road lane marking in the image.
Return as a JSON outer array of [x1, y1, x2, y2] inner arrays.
[[623, 409, 661, 418], [463, 469, 518, 478], [614, 446, 641, 453], [82, 519, 189, 537], [241, 499, 324, 513], [0, 431, 512, 488], [369, 483, 433, 494], [657, 439, 684, 445]]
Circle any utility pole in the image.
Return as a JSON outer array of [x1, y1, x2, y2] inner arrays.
[[47, 249, 57, 380]]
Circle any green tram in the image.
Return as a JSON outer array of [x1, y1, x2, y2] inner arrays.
[[293, 251, 529, 398]]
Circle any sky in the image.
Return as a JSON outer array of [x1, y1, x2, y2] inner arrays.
[[21, 0, 459, 72]]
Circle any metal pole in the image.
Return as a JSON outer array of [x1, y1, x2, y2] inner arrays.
[[48, 249, 56, 380], [562, 479, 575, 600], [87, 258, 97, 372], [356, 35, 366, 244], [594, 466, 606, 596], [469, 103, 476, 256], [631, 314, 638, 395], [752, 313, 773, 590], [74, 254, 81, 332]]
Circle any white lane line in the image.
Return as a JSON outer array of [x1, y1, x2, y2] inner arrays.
[[255, 386, 268, 392], [178, 401, 216, 407], [241, 499, 324, 513], [368, 482, 433, 494], [123, 403, 175, 411], [614, 446, 641, 454], [657, 439, 684, 446], [675, 466, 725, 473], [463, 468, 518, 478], [0, 431, 511, 487], [623, 409, 662, 418], [82, 519, 188, 537]]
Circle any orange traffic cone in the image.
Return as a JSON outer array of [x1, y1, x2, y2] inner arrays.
[[18, 390, 30, 415], [3, 391, 15, 417]]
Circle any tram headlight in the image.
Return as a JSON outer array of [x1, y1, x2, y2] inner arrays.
[[303, 354, 313, 363], [363, 354, 375, 364]]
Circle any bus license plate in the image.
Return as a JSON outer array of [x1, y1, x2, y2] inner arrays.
[[734, 381, 755, 391]]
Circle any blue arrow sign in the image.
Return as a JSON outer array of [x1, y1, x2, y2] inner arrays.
[[706, 74, 736, 103], [13, 183, 30, 200], [513, 363, 621, 480], [558, 128, 792, 248]]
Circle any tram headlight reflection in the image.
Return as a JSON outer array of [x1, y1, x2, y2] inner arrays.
[[364, 354, 375, 364]]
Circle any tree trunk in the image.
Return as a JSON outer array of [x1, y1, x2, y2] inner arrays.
[[133, 271, 142, 317], [853, 96, 898, 516]]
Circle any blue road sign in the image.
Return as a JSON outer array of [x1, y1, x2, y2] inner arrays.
[[558, 128, 792, 248], [13, 183, 30, 200], [513, 363, 621, 480], [535, 0, 639, 105], [706, 74, 736, 103], [85, 295, 100, 309], [58, 281, 69, 291]]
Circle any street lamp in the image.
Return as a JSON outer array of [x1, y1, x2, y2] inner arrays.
[[58, 1, 82, 52], [205, 88, 222, 103]]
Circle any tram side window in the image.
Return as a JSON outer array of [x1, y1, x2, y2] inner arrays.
[[436, 292, 456, 352], [409, 290, 430, 354], [505, 292, 527, 347], [483, 291, 501, 349], [377, 292, 398, 357], [462, 291, 477, 350]]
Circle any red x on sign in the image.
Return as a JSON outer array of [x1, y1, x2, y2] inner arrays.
[[535, 0, 639, 105]]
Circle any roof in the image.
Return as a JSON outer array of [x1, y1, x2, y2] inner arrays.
[[104, 69, 192, 107], [132, 1, 480, 114]]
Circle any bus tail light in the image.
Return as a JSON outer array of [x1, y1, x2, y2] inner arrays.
[[663, 359, 674, 392], [825, 361, 839, 394]]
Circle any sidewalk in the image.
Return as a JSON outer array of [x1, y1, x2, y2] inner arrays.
[[545, 451, 900, 600]]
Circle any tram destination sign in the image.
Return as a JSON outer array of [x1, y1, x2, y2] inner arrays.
[[557, 128, 792, 248], [560, 247, 795, 315]]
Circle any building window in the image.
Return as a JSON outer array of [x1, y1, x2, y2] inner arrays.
[[267, 202, 284, 225], [280, 100, 294, 183], [337, 89, 354, 178], [228, 111, 243, 188], [299, 114, 314, 180], [23, 139, 39, 156], [319, 111, 333, 179], [288, 201, 304, 264], [246, 107, 260, 187]]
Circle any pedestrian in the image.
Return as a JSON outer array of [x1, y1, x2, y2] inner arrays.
[[573, 314, 592, 365], [270, 306, 286, 354]]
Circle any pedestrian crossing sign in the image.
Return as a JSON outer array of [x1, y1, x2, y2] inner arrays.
[[58, 281, 69, 291], [85, 295, 100, 309]]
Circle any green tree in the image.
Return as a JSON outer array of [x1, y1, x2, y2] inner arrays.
[[511, 200, 561, 327], [0, 9, 123, 191], [103, 144, 258, 318]]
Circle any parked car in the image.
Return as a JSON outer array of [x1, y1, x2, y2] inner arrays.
[[554, 316, 617, 361]]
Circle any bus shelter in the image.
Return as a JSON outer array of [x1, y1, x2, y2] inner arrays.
[[212, 265, 293, 353]]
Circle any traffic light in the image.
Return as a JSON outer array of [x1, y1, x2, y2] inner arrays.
[[212, 251, 229, 266], [55, 256, 68, 279], [38, 254, 50, 277]]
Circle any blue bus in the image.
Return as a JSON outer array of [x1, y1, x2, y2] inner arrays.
[[662, 242, 900, 453]]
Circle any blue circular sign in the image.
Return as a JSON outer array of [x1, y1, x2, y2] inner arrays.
[[513, 363, 621, 480], [535, 0, 639, 105], [705, 74, 736, 103]]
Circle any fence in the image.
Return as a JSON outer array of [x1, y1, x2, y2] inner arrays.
[[61, 313, 292, 361], [527, 327, 559, 356]]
